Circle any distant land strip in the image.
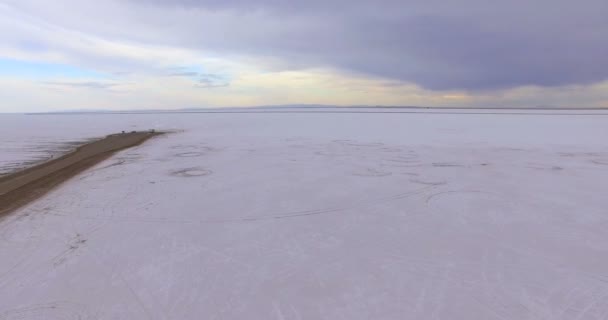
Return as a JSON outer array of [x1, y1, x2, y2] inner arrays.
[[26, 109, 608, 116], [0, 131, 163, 218]]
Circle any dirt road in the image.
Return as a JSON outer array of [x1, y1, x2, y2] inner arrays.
[[0, 131, 162, 217]]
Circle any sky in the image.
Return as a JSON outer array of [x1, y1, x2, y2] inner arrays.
[[1, 0, 607, 112]]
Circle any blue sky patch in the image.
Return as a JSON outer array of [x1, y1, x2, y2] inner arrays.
[[0, 58, 106, 79]]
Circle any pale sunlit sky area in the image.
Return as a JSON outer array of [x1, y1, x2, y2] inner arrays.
[[1, 0, 607, 112]]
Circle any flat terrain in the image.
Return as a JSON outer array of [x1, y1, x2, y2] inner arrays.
[[0, 131, 161, 217], [1, 110, 608, 319]]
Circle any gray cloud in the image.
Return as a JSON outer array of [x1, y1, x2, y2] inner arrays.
[[164, 68, 229, 87], [196, 75, 229, 88], [6, 0, 608, 90], [141, 0, 608, 90]]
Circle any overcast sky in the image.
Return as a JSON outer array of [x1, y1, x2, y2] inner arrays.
[[1, 0, 607, 111]]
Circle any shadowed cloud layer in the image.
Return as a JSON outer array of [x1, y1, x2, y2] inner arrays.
[[129, 0, 608, 90]]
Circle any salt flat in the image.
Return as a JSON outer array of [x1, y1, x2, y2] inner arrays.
[[0, 114, 170, 175], [1, 110, 608, 319]]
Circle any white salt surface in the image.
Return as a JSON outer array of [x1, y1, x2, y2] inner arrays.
[[1, 110, 608, 319], [0, 114, 170, 175]]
